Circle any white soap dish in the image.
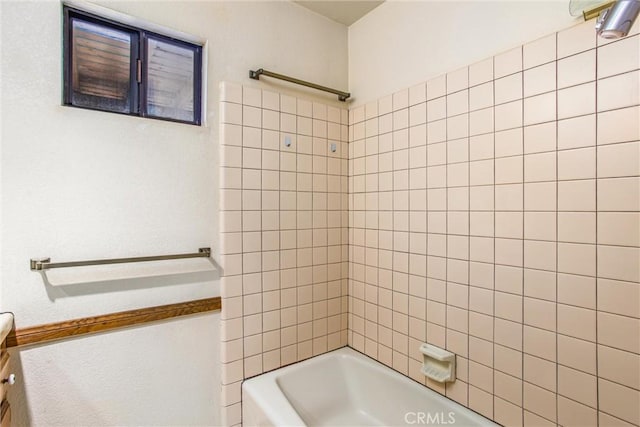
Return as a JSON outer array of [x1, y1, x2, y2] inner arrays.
[[419, 343, 456, 383]]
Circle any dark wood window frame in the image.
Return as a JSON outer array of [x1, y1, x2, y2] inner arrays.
[[63, 6, 203, 126]]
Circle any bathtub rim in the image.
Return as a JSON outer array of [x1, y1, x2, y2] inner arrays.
[[241, 346, 500, 427]]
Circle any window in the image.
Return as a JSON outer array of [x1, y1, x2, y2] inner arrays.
[[63, 7, 202, 125]]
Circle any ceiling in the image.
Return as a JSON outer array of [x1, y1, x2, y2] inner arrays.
[[294, 1, 384, 26]]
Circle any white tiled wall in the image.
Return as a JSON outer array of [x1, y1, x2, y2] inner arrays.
[[219, 19, 640, 427], [347, 20, 640, 427], [218, 83, 349, 426]]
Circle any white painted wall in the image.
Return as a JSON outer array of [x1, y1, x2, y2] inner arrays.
[[348, 0, 580, 105], [0, 0, 347, 425], [9, 313, 220, 427], [1, 0, 347, 328]]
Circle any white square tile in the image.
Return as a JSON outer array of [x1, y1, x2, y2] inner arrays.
[[409, 82, 427, 105], [597, 106, 640, 145], [496, 184, 523, 211], [558, 114, 596, 150], [495, 100, 523, 131], [298, 99, 313, 117], [495, 156, 523, 184], [281, 95, 297, 114], [524, 33, 556, 69], [495, 73, 523, 104], [558, 273, 595, 309], [243, 105, 262, 127], [558, 243, 596, 276], [598, 379, 640, 426], [598, 212, 640, 247], [427, 119, 447, 144], [524, 211, 556, 241], [524, 62, 556, 97], [393, 89, 409, 111], [221, 123, 242, 147], [597, 177, 640, 211], [220, 82, 242, 104], [558, 82, 595, 120], [378, 95, 393, 116], [558, 50, 595, 89], [243, 86, 261, 107], [524, 92, 556, 126], [524, 152, 556, 182], [597, 141, 640, 178], [524, 182, 556, 211], [469, 108, 494, 136], [495, 211, 523, 239], [598, 277, 640, 318], [469, 133, 494, 161], [221, 102, 242, 125], [598, 313, 640, 361], [469, 57, 494, 86], [470, 185, 494, 211], [557, 21, 596, 59], [447, 138, 469, 164], [447, 90, 469, 117], [409, 103, 427, 127], [523, 123, 555, 155], [447, 114, 469, 140], [558, 147, 596, 180], [495, 47, 523, 79], [447, 67, 469, 94], [558, 179, 595, 211], [558, 212, 596, 244], [470, 160, 494, 186], [598, 35, 640, 79], [262, 91, 280, 111], [524, 240, 556, 271], [598, 245, 640, 283], [598, 70, 640, 112], [524, 269, 556, 301], [469, 82, 494, 111], [427, 75, 446, 100]]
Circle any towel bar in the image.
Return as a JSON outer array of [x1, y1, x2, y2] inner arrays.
[[30, 248, 211, 271]]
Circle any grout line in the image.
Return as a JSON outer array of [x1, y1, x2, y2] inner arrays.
[[465, 65, 474, 411], [555, 32, 560, 426], [594, 30, 600, 423], [239, 88, 246, 398], [443, 74, 449, 398], [258, 94, 264, 376], [511, 47, 526, 427], [489, 53, 504, 423]]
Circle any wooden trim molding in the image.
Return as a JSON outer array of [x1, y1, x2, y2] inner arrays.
[[6, 297, 221, 348]]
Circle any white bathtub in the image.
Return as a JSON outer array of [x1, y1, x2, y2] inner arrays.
[[242, 347, 499, 426]]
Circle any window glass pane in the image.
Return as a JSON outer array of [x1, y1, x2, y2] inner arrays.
[[71, 19, 132, 113], [146, 37, 195, 122]]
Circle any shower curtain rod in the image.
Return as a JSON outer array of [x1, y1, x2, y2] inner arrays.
[[249, 68, 351, 102]]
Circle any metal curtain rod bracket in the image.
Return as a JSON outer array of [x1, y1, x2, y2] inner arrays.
[[249, 68, 351, 102], [30, 248, 211, 271], [583, 0, 616, 20]]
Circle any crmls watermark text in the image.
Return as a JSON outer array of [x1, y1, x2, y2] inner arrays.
[[404, 411, 456, 425]]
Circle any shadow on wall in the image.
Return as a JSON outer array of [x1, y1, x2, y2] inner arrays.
[[31, 258, 220, 301]]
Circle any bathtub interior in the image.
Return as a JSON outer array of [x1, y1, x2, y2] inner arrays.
[[273, 349, 498, 426]]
